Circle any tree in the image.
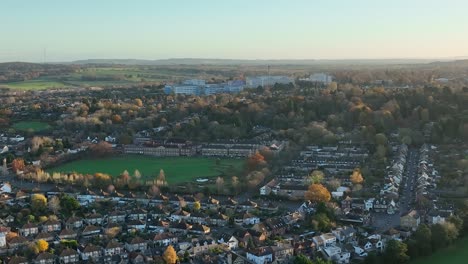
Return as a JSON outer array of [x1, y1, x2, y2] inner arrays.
[[11, 158, 25, 173], [216, 177, 224, 194], [188, 200, 199, 211], [305, 184, 331, 203], [315, 258, 333, 264], [157, 169, 167, 187], [134, 98, 143, 107], [414, 224, 432, 256], [36, 239, 49, 252], [308, 170, 324, 184], [350, 168, 364, 184], [107, 184, 116, 194], [27, 241, 40, 255], [383, 240, 409, 264], [431, 223, 449, 249], [60, 194, 80, 214], [134, 169, 142, 181], [231, 176, 240, 194], [48, 196, 61, 214], [31, 193, 47, 210], [163, 245, 178, 264], [89, 141, 113, 157], [247, 152, 266, 170], [294, 254, 313, 264]]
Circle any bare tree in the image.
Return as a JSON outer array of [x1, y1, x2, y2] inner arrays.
[[48, 196, 61, 214], [216, 177, 224, 194]]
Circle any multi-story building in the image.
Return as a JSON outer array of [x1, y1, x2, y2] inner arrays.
[[246, 76, 293, 88], [165, 79, 245, 95]]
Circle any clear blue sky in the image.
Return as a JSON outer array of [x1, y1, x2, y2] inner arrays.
[[1, 0, 467, 62]]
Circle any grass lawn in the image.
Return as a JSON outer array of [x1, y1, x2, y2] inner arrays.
[[13, 121, 51, 132], [47, 155, 245, 184], [4, 80, 69, 90], [410, 236, 468, 264]]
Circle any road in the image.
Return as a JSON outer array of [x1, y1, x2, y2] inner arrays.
[[371, 148, 419, 231], [399, 148, 419, 216]]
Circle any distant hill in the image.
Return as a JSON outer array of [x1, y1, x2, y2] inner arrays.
[[69, 58, 451, 66], [429, 59, 468, 67]]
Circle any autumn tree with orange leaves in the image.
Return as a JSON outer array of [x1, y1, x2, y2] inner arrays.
[[163, 245, 178, 264], [350, 168, 364, 184], [247, 152, 266, 171], [305, 184, 331, 203], [11, 158, 25, 173]]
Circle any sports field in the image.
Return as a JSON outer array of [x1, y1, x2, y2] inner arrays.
[[12, 121, 51, 132], [410, 236, 468, 264], [4, 80, 70, 90], [47, 155, 245, 184]]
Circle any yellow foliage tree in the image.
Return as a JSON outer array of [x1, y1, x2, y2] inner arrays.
[[305, 184, 331, 203], [350, 168, 364, 184], [31, 193, 47, 209], [163, 245, 178, 264], [36, 239, 49, 252], [193, 201, 201, 211]]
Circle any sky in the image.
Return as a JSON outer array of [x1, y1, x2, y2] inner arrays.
[[1, 0, 468, 62]]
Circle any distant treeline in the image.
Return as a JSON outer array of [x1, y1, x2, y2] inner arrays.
[[0, 62, 77, 83]]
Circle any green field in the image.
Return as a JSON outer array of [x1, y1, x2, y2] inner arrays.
[[3, 80, 70, 90], [410, 236, 468, 264], [13, 121, 51, 132], [47, 156, 245, 184]]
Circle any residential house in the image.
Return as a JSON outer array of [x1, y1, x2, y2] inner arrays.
[[265, 217, 287, 236], [233, 230, 252, 247], [191, 223, 211, 235], [209, 212, 229, 226], [34, 252, 56, 264], [271, 243, 294, 262], [427, 210, 452, 224], [59, 229, 77, 240], [42, 219, 61, 233], [59, 248, 79, 264], [0, 226, 9, 248], [188, 211, 207, 224], [65, 217, 83, 229], [169, 220, 192, 234], [191, 239, 218, 255], [353, 245, 368, 257], [80, 244, 102, 261], [313, 233, 337, 248], [170, 209, 190, 222], [218, 234, 239, 250], [202, 196, 220, 210], [246, 247, 273, 264], [322, 245, 351, 264], [362, 237, 384, 253], [104, 240, 125, 256], [147, 219, 169, 233], [85, 213, 104, 225], [35, 232, 54, 242], [235, 213, 260, 226], [7, 236, 28, 249], [400, 210, 420, 231], [125, 237, 148, 252], [128, 208, 147, 221], [238, 200, 258, 211], [127, 220, 146, 231], [81, 225, 101, 237], [19, 222, 39, 237], [153, 232, 178, 246], [7, 256, 28, 264], [332, 226, 356, 243], [108, 211, 126, 223]]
